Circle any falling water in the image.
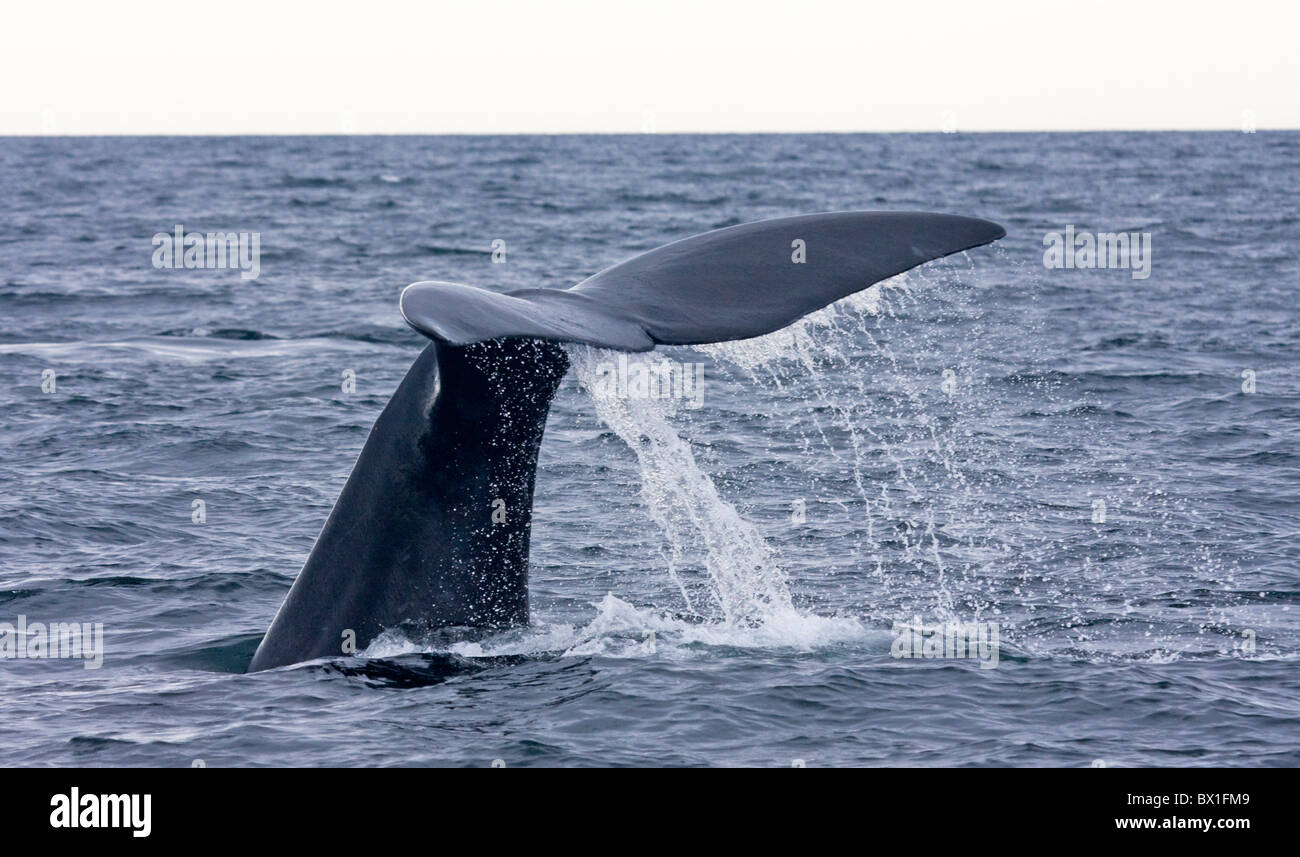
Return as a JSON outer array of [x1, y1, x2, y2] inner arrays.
[[565, 259, 1233, 662], [564, 273, 956, 630], [566, 344, 794, 626]]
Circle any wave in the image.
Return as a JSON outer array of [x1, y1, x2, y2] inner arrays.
[[0, 335, 400, 362]]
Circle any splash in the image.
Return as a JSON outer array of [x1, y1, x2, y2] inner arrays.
[[363, 594, 875, 662], [358, 259, 1242, 666], [561, 273, 956, 636], [566, 344, 794, 627], [697, 271, 1000, 626]]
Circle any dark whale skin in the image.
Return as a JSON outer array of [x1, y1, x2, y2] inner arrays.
[[400, 211, 1006, 349], [248, 338, 568, 671]]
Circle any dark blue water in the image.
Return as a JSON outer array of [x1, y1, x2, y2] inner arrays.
[[0, 133, 1296, 767]]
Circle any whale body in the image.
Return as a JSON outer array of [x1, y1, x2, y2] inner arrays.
[[247, 211, 1005, 671]]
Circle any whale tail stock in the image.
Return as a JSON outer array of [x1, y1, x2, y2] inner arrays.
[[247, 211, 1006, 671]]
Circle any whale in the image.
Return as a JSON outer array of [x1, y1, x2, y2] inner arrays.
[[247, 211, 1006, 671]]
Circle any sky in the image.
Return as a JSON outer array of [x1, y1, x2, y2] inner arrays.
[[2, 1, 1295, 134]]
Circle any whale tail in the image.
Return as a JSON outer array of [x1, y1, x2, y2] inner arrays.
[[248, 211, 1005, 671], [400, 211, 1005, 350]]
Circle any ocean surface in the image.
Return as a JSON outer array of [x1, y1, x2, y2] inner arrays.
[[0, 132, 1296, 767]]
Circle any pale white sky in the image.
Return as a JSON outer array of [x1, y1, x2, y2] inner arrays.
[[2, 0, 1295, 134]]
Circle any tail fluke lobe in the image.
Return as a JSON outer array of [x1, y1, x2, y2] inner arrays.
[[401, 211, 1005, 350]]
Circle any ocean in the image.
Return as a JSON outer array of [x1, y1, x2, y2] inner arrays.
[[0, 132, 1296, 766]]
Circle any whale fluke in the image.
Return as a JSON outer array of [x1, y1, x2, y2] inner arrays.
[[401, 211, 1005, 350], [248, 211, 1005, 671]]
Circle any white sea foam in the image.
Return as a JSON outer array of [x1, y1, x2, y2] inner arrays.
[[362, 594, 875, 662]]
